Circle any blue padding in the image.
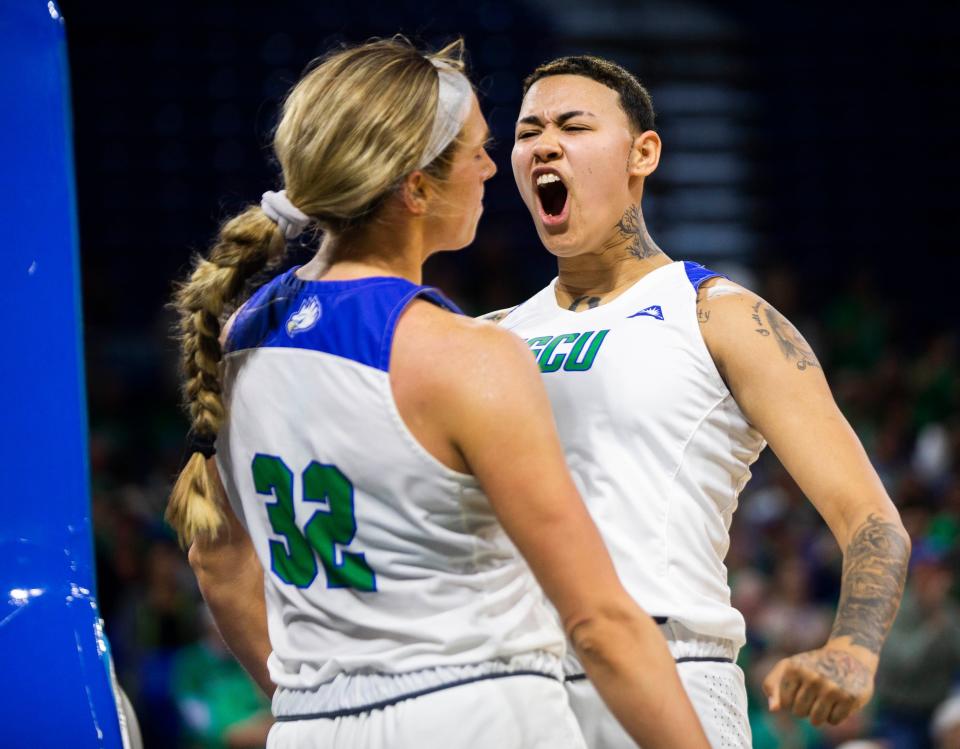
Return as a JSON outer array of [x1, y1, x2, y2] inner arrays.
[[227, 269, 463, 371], [0, 3, 125, 746], [683, 260, 727, 291]]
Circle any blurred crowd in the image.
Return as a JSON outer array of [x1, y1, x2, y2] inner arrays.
[[89, 259, 960, 749]]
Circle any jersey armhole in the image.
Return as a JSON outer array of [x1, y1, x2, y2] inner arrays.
[[684, 264, 734, 397], [378, 290, 477, 482], [378, 286, 463, 371], [683, 260, 727, 292]]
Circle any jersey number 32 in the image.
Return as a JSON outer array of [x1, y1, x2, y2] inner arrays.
[[252, 454, 376, 592]]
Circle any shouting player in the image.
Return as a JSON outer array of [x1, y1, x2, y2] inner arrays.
[[168, 41, 709, 749], [486, 55, 910, 748]]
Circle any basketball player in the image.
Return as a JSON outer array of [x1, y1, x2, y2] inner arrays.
[[485, 55, 911, 748], [167, 41, 709, 749]]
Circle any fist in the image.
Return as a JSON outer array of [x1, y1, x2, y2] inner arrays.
[[762, 647, 874, 726]]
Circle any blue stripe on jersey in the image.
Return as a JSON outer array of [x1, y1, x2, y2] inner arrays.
[[683, 261, 726, 291], [225, 268, 463, 371]]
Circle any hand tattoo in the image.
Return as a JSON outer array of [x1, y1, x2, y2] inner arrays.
[[830, 514, 910, 654], [752, 301, 821, 370], [792, 650, 870, 695], [609, 204, 663, 260], [569, 295, 601, 311]]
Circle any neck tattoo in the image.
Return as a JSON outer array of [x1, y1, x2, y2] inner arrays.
[[613, 204, 663, 260], [568, 295, 602, 311]]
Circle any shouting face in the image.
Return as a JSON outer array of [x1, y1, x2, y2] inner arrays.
[[512, 74, 659, 258]]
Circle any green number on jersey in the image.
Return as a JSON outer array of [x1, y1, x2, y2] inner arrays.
[[251, 454, 376, 591], [303, 462, 376, 591]]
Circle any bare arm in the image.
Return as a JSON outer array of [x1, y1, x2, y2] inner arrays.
[[698, 279, 910, 726], [187, 458, 275, 697], [424, 316, 709, 749]]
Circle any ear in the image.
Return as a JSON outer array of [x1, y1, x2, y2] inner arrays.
[[627, 130, 661, 178], [400, 170, 430, 215]]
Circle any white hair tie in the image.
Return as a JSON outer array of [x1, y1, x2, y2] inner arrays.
[[419, 60, 473, 169], [261, 189, 311, 239]]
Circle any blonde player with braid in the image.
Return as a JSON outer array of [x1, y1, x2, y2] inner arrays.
[[167, 39, 709, 749]]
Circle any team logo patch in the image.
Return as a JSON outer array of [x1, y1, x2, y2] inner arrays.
[[286, 295, 322, 336], [628, 304, 664, 321]]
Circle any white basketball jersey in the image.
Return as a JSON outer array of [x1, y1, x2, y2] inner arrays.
[[501, 261, 765, 648], [215, 269, 564, 693]]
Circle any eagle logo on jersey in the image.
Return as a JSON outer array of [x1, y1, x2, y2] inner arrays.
[[628, 304, 664, 321], [286, 295, 322, 337]]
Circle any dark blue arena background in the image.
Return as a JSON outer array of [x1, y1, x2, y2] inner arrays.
[[58, 2, 959, 747]]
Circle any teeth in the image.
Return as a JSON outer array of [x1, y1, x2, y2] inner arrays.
[[536, 173, 561, 186]]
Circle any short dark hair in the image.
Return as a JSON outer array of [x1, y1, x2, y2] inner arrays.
[[522, 56, 655, 134]]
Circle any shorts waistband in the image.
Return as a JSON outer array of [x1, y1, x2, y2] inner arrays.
[[660, 620, 738, 662], [563, 619, 738, 680], [273, 651, 563, 720]]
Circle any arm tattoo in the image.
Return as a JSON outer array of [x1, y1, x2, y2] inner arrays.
[[830, 514, 910, 655], [752, 301, 821, 370], [611, 204, 663, 260], [793, 650, 870, 694], [696, 280, 742, 325], [569, 295, 601, 311]]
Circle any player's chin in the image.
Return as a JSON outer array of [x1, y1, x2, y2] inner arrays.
[[536, 225, 581, 258], [448, 225, 480, 252]]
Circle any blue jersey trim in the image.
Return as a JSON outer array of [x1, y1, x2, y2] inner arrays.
[[225, 268, 463, 371], [682, 261, 726, 292]]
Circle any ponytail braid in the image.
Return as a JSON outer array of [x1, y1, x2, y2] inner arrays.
[[167, 206, 289, 545]]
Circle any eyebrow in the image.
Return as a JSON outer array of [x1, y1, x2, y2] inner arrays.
[[516, 110, 596, 128]]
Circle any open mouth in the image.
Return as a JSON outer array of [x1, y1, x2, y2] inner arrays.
[[535, 173, 569, 225]]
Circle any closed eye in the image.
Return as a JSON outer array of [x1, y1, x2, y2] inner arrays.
[[516, 130, 539, 140]]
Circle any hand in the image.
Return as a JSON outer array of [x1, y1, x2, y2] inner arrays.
[[762, 646, 874, 726]]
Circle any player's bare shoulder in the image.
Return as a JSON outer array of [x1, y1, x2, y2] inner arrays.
[[696, 276, 822, 375], [394, 299, 539, 399]]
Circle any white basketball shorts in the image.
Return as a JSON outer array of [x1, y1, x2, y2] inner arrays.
[[565, 621, 751, 749], [268, 673, 588, 749]]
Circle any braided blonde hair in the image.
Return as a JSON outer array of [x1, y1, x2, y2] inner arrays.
[[167, 37, 468, 545]]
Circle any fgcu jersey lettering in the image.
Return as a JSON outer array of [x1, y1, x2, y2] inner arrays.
[[216, 269, 564, 691], [502, 261, 765, 650]]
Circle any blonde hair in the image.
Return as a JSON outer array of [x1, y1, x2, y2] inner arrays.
[[167, 37, 469, 545]]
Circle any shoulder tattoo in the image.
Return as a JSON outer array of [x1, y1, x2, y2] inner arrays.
[[696, 281, 742, 326], [751, 301, 821, 370]]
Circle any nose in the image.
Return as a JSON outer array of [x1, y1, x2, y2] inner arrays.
[[532, 133, 562, 163], [482, 150, 497, 181]]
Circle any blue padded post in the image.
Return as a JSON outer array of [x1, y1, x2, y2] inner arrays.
[[0, 3, 125, 747]]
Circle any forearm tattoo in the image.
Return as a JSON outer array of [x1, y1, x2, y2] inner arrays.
[[569, 295, 601, 311], [752, 301, 821, 370], [609, 204, 663, 260], [830, 514, 910, 655], [793, 649, 870, 693]]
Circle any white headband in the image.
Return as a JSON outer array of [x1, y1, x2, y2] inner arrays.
[[419, 60, 473, 168], [261, 189, 311, 240], [261, 60, 472, 240]]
